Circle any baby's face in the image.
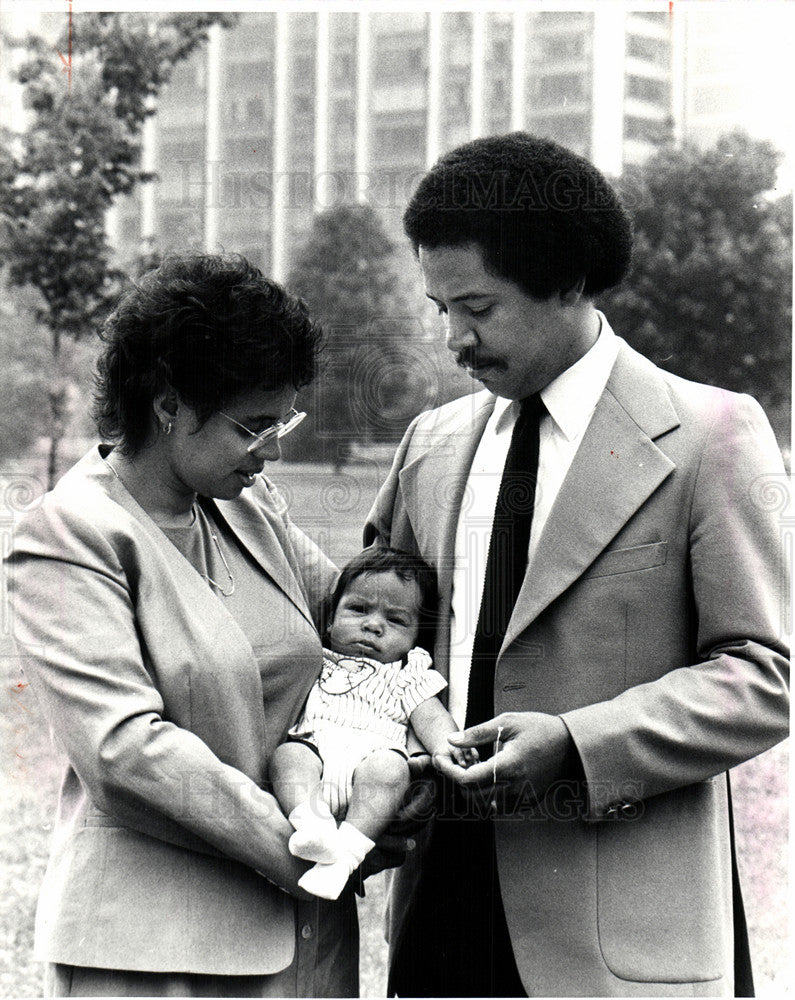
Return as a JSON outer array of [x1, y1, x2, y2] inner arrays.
[[328, 570, 421, 664]]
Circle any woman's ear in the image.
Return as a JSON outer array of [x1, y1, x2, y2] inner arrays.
[[152, 389, 179, 434]]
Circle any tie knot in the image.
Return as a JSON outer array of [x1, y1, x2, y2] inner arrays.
[[518, 393, 546, 422]]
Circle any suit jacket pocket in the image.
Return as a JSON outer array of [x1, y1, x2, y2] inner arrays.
[[596, 779, 730, 983], [582, 542, 667, 580]]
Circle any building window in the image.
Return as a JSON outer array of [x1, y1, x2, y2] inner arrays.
[[245, 98, 265, 123], [626, 74, 670, 106], [293, 55, 314, 85], [293, 94, 313, 119], [626, 33, 669, 67], [624, 115, 671, 144], [631, 11, 669, 25], [225, 137, 271, 164], [531, 73, 586, 105], [330, 115, 356, 157], [225, 60, 271, 87], [372, 120, 425, 165], [167, 58, 205, 96], [445, 13, 471, 65], [535, 31, 586, 62], [491, 78, 508, 106], [331, 50, 354, 84], [531, 11, 588, 30], [527, 113, 591, 154], [374, 36, 426, 83]]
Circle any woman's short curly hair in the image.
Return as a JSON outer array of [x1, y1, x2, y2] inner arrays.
[[93, 253, 323, 454], [403, 132, 633, 299]]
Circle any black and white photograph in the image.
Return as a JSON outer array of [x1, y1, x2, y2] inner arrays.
[[0, 1, 791, 997]]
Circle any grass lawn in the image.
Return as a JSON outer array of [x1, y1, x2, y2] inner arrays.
[[0, 460, 789, 997]]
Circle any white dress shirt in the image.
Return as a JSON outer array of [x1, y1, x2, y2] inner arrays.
[[447, 314, 620, 727]]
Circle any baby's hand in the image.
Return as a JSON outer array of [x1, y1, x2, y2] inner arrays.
[[437, 743, 480, 770]]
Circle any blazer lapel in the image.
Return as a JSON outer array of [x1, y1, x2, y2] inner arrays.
[[503, 343, 679, 650], [85, 453, 260, 642], [212, 492, 315, 628], [89, 449, 315, 630], [397, 393, 495, 613]]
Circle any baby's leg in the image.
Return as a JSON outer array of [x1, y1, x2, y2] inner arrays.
[[299, 750, 410, 901], [270, 741, 338, 863], [345, 749, 411, 842], [270, 740, 323, 815]]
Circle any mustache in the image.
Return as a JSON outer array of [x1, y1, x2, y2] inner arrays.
[[456, 348, 480, 369]]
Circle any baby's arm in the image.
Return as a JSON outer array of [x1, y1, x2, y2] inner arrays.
[[410, 697, 478, 768]]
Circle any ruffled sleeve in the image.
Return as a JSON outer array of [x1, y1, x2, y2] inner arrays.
[[397, 647, 447, 717]]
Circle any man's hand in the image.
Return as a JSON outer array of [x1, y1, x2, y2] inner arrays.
[[433, 712, 579, 805]]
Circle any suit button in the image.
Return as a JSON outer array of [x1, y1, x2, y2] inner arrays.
[[301, 924, 313, 939], [605, 806, 618, 817]]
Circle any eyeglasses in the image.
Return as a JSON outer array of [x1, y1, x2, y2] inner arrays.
[[219, 408, 306, 453]]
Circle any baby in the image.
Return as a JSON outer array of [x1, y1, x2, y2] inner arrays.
[[270, 546, 474, 899]]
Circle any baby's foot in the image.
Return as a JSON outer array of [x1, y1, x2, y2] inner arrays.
[[298, 860, 352, 900], [288, 799, 340, 863], [297, 822, 375, 900]]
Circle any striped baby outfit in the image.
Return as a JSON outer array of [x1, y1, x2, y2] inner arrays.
[[288, 646, 447, 815]]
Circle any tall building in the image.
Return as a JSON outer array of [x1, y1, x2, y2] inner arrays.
[[110, 6, 774, 280], [674, 4, 793, 156]]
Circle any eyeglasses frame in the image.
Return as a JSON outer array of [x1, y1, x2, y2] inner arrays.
[[219, 407, 306, 453]]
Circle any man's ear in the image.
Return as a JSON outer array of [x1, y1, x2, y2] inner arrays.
[[560, 275, 587, 305]]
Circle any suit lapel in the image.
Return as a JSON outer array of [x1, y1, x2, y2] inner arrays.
[[398, 392, 495, 619], [503, 343, 679, 650]]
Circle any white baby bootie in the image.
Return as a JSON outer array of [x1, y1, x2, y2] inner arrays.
[[288, 798, 340, 864], [298, 821, 375, 900]]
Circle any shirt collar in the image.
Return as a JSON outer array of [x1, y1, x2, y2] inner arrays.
[[494, 311, 619, 440]]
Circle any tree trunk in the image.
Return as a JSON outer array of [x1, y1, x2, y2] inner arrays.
[[46, 331, 66, 492]]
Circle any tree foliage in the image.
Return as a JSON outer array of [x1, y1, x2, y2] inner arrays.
[[0, 12, 235, 484], [286, 204, 436, 465], [601, 131, 791, 443]]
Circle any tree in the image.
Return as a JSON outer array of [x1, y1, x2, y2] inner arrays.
[[601, 131, 791, 444], [0, 12, 236, 487], [286, 204, 439, 467], [0, 276, 51, 466]]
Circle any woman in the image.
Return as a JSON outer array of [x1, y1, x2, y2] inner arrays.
[[8, 254, 358, 997]]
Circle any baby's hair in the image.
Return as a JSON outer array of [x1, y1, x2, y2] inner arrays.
[[323, 546, 439, 654]]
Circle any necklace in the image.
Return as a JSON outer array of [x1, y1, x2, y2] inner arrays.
[[204, 528, 235, 597], [104, 455, 235, 596]]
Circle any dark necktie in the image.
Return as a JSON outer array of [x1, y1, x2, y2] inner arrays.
[[466, 393, 545, 731]]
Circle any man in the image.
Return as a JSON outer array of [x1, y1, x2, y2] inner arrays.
[[364, 133, 789, 998]]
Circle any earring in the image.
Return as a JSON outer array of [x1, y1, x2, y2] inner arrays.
[[162, 421, 173, 436]]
